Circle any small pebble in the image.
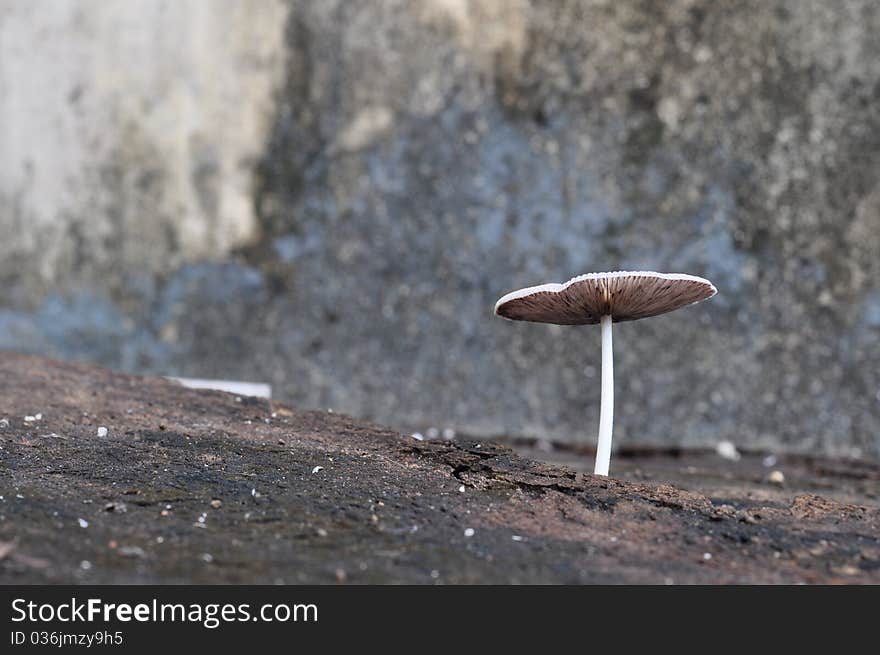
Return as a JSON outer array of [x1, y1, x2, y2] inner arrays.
[[715, 441, 741, 461], [768, 470, 785, 486], [77, 518, 89, 528], [97, 427, 108, 438], [201, 553, 214, 563], [0, 418, 9, 428], [119, 546, 145, 558], [763, 455, 778, 467], [464, 528, 475, 537], [511, 535, 524, 542], [703, 552, 713, 561], [835, 564, 860, 576], [458, 485, 465, 493], [210, 499, 222, 509], [311, 466, 324, 474], [411, 432, 424, 441], [80, 560, 92, 571]]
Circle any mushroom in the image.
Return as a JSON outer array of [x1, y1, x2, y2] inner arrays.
[[494, 271, 716, 476]]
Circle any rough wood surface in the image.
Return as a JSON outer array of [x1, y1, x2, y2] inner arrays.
[[1, 352, 877, 584]]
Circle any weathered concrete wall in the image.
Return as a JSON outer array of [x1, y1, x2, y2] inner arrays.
[[2, 1, 879, 456], [0, 0, 287, 296]]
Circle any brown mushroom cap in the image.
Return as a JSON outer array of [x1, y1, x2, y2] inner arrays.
[[494, 271, 717, 325]]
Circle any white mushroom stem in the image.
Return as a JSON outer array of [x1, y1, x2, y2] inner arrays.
[[594, 314, 614, 476]]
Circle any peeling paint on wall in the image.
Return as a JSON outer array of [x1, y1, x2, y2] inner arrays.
[[0, 0, 289, 293]]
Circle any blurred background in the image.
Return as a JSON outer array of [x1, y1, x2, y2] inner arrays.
[[1, 0, 878, 457]]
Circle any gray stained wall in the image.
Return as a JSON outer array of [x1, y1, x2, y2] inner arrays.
[[2, 1, 879, 455]]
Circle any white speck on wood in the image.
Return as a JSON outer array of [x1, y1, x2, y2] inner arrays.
[[715, 440, 741, 461]]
